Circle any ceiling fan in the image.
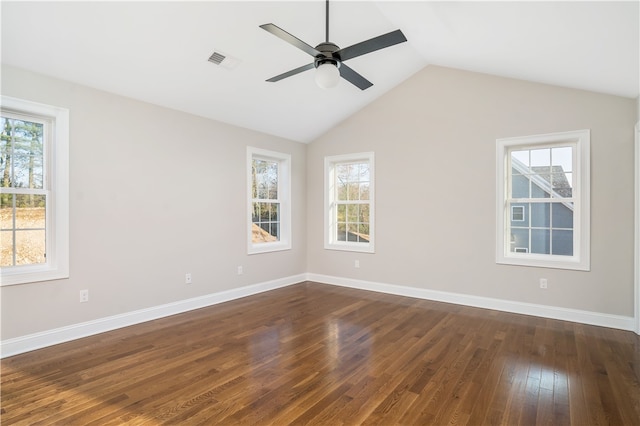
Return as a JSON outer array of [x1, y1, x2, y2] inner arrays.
[[260, 0, 407, 90]]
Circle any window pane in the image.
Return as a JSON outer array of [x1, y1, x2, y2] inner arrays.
[[552, 203, 573, 229], [252, 158, 278, 201], [252, 202, 259, 223], [359, 182, 370, 201], [15, 229, 46, 265], [531, 203, 550, 227], [552, 172, 572, 197], [359, 204, 370, 224], [552, 146, 573, 172], [15, 194, 46, 229], [251, 201, 280, 243], [531, 182, 551, 198], [530, 148, 550, 167], [347, 204, 358, 222], [0, 118, 12, 188], [0, 194, 14, 230], [257, 183, 267, 199], [337, 204, 346, 222], [358, 224, 370, 241], [531, 229, 550, 254], [337, 182, 347, 201], [347, 223, 358, 241], [267, 162, 278, 199], [552, 230, 573, 256], [1, 230, 13, 266], [260, 203, 270, 221], [337, 222, 347, 241], [252, 223, 276, 243], [336, 164, 349, 182], [11, 120, 45, 190], [346, 183, 358, 200], [511, 150, 529, 173], [358, 163, 370, 182], [511, 174, 530, 198], [511, 228, 529, 252]]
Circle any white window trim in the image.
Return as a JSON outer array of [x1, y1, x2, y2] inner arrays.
[[496, 129, 590, 271], [1, 96, 69, 285], [324, 152, 375, 253], [247, 147, 291, 255]]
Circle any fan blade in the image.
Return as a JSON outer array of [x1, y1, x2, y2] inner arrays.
[[266, 63, 315, 82], [336, 29, 407, 62], [260, 23, 321, 57], [339, 63, 373, 90]]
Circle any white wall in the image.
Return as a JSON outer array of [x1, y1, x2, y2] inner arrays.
[[0, 65, 307, 340], [307, 65, 637, 317]]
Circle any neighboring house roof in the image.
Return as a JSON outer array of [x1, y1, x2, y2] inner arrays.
[[511, 158, 574, 209], [530, 166, 573, 198]]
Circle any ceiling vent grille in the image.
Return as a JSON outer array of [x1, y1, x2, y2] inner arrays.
[[208, 51, 226, 65], [207, 50, 240, 70]]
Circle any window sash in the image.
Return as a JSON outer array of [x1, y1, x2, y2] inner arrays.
[[1, 96, 69, 285], [325, 152, 375, 253], [247, 147, 291, 254], [496, 130, 589, 271]]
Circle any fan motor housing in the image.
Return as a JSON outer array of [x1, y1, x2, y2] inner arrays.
[[314, 42, 341, 69]]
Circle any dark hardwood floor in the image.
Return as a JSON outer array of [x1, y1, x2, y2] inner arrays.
[[1, 281, 639, 425]]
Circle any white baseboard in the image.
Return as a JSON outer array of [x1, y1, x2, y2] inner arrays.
[[0, 274, 306, 358], [307, 273, 636, 332], [2, 272, 636, 358]]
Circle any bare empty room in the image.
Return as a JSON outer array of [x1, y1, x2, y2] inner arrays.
[[1, 1, 639, 424]]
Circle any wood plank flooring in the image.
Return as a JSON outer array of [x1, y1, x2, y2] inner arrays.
[[1, 281, 639, 425]]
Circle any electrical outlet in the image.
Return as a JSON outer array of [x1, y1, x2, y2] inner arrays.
[[354, 260, 360, 268], [539, 278, 548, 289], [79, 289, 89, 303], [185, 273, 192, 284], [237, 266, 243, 275]]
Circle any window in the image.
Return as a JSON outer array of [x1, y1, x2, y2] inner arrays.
[[496, 129, 590, 271], [1, 96, 69, 285], [325, 152, 374, 253], [247, 147, 291, 254], [511, 206, 525, 222]]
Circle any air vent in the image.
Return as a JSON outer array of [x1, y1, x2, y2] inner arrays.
[[207, 50, 241, 70], [208, 51, 226, 65]]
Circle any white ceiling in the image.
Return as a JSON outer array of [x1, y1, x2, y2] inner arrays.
[[2, 1, 638, 143]]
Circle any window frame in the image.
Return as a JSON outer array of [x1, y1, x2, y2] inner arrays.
[[1, 96, 69, 286], [246, 147, 291, 255], [496, 129, 590, 271], [324, 152, 375, 253]]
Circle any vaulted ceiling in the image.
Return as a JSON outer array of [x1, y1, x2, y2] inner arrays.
[[2, 1, 638, 143]]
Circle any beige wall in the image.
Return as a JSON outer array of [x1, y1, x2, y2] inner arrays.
[[1, 65, 307, 339], [2, 63, 636, 342], [307, 65, 637, 317]]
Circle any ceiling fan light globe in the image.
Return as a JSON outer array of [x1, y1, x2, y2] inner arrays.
[[315, 62, 340, 89]]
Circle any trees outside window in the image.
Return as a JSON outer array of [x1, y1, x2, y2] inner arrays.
[[325, 152, 375, 253], [1, 96, 69, 285], [247, 147, 291, 254]]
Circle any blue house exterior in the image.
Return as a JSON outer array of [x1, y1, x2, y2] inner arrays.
[[509, 159, 574, 256]]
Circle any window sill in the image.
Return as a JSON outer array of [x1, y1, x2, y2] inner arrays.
[[497, 254, 589, 271], [248, 242, 291, 255], [324, 243, 374, 254]]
